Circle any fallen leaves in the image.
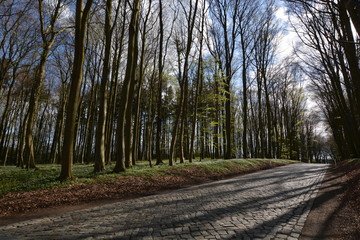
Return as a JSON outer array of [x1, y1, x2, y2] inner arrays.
[[0, 163, 285, 218]]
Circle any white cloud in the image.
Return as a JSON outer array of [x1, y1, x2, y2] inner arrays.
[[275, 6, 288, 22], [274, 6, 300, 60]]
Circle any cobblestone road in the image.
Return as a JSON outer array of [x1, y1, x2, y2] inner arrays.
[[0, 163, 328, 240]]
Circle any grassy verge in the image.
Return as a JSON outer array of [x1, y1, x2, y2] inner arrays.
[[347, 158, 360, 163], [0, 159, 296, 198], [0, 159, 300, 217]]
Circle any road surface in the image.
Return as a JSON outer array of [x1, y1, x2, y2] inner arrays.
[[0, 163, 328, 240]]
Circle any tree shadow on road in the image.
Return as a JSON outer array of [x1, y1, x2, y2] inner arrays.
[[80, 164, 330, 239]]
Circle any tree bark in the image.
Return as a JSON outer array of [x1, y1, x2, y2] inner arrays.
[[189, 1, 206, 162], [94, 0, 113, 173], [114, 0, 140, 173], [156, 0, 165, 165], [169, 0, 199, 165], [59, 0, 93, 181]]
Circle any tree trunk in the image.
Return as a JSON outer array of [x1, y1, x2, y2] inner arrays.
[[189, 1, 206, 162], [114, 0, 140, 173], [342, 0, 360, 36], [24, 51, 49, 169], [59, 0, 93, 181], [156, 0, 165, 165], [94, 0, 113, 173], [169, 0, 199, 165], [241, 40, 248, 159]]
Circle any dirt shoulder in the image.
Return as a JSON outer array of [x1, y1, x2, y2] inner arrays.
[[300, 161, 360, 240]]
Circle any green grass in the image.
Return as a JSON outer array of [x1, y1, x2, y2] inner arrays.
[[347, 158, 360, 163], [0, 158, 297, 197]]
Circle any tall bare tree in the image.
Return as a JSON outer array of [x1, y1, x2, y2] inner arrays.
[[286, 0, 360, 158], [21, 0, 70, 169], [189, 0, 207, 163], [114, 0, 141, 173], [168, 0, 199, 166], [94, 0, 121, 173], [155, 0, 165, 165], [59, 0, 93, 181], [207, 0, 242, 159]]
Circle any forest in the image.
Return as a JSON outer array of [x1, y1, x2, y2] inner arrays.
[[0, 0, 359, 181]]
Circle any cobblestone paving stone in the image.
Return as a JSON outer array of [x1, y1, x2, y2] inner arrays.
[[0, 163, 328, 240]]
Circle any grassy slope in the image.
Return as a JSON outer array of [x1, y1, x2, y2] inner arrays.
[[0, 159, 297, 217], [348, 158, 360, 163], [0, 159, 296, 197]]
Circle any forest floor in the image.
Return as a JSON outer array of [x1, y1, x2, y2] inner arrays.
[[0, 159, 293, 223]]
